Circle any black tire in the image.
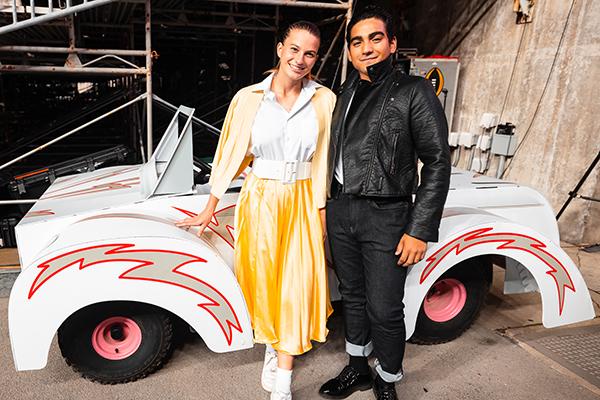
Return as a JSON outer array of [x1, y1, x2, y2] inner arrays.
[[409, 257, 492, 345], [58, 302, 174, 384]]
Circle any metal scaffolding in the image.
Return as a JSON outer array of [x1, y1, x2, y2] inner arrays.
[[0, 0, 124, 35], [0, 0, 154, 157], [0, 0, 352, 164], [209, 0, 348, 9]]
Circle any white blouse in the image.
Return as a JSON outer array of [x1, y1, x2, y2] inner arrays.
[[250, 73, 320, 162]]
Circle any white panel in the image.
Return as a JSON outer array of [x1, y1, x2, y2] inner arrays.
[[151, 107, 195, 196]]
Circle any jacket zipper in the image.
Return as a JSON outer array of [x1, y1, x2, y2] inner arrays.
[[365, 83, 395, 192], [390, 132, 399, 174]]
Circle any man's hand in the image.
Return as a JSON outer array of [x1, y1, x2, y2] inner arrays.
[[395, 234, 427, 266], [319, 208, 327, 241]]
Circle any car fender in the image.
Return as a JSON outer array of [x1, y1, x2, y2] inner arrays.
[[404, 207, 595, 338], [9, 214, 253, 371]]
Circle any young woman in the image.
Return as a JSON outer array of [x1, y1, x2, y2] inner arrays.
[[177, 21, 335, 400]]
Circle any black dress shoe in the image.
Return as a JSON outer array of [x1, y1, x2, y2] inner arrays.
[[318, 365, 372, 399], [372, 375, 398, 400]]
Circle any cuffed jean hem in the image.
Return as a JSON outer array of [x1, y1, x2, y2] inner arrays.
[[345, 340, 373, 357], [374, 359, 403, 383]]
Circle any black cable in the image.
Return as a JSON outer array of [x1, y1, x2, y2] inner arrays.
[[500, 0, 577, 179], [499, 24, 528, 121], [447, 0, 501, 55], [556, 150, 600, 219]]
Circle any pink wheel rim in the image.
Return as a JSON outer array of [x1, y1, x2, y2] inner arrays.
[[423, 278, 467, 322], [91, 316, 142, 360]]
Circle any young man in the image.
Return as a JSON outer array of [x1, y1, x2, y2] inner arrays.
[[319, 6, 451, 400]]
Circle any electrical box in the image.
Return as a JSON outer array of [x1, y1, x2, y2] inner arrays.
[[477, 135, 492, 151], [459, 132, 476, 147], [479, 113, 499, 129], [449, 132, 460, 147], [491, 123, 518, 156], [411, 57, 460, 129]]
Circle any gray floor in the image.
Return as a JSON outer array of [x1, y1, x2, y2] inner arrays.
[[1, 246, 599, 400]]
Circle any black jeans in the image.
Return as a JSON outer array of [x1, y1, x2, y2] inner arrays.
[[326, 180, 410, 377]]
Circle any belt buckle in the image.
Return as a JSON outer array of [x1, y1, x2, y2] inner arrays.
[[282, 160, 298, 184]]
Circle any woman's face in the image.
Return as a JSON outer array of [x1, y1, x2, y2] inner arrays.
[[276, 29, 320, 81]]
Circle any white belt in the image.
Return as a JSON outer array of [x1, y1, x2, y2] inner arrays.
[[251, 159, 311, 184]]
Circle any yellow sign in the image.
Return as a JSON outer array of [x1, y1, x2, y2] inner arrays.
[[425, 67, 445, 97]]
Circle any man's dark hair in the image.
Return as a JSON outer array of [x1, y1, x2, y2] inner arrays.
[[346, 5, 395, 45]]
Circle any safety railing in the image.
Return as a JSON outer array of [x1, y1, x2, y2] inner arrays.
[[0, 94, 220, 205], [0, 0, 120, 35]]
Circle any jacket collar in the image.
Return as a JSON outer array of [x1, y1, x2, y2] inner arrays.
[[252, 72, 321, 96], [366, 56, 394, 84]]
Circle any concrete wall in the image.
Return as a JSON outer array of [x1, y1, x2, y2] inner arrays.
[[450, 0, 599, 244]]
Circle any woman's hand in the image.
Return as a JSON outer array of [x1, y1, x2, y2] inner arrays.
[[175, 195, 219, 237]]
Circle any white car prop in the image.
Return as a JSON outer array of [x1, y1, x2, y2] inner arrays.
[[8, 107, 595, 383]]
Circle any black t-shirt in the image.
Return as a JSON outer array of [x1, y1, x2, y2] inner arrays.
[[336, 79, 374, 187], [345, 79, 373, 129]]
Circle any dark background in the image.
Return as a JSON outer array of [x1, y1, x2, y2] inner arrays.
[[0, 0, 480, 221]]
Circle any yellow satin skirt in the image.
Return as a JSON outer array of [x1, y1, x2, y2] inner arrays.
[[234, 172, 333, 355]]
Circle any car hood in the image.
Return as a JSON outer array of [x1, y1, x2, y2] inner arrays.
[[19, 165, 143, 226]]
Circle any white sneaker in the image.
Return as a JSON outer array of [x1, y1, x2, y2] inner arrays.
[[270, 390, 292, 400], [261, 349, 278, 392]]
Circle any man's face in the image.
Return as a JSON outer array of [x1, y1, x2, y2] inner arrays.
[[348, 17, 397, 81]]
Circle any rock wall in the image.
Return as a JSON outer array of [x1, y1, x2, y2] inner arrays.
[[449, 0, 599, 244]]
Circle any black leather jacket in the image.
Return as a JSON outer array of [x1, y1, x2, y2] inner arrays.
[[327, 57, 451, 242]]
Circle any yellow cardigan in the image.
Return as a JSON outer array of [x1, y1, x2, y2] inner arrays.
[[208, 82, 336, 209]]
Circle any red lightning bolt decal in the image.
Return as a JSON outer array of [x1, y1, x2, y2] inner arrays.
[[24, 209, 55, 218], [28, 244, 242, 345], [421, 227, 576, 315], [43, 166, 138, 197], [41, 177, 140, 200], [173, 206, 236, 248]]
